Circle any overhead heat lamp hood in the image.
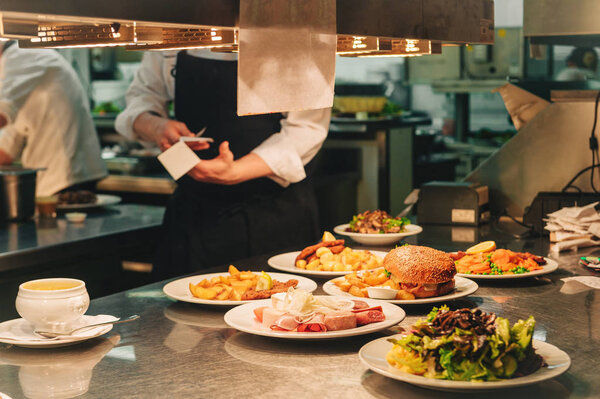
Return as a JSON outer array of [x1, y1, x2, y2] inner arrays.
[[0, 0, 494, 47], [0, 0, 493, 115], [524, 0, 600, 47]]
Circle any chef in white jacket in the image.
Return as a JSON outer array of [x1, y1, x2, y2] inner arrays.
[[0, 41, 107, 196], [116, 49, 330, 278]]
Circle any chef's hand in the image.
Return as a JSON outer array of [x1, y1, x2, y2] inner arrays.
[[133, 112, 210, 152], [187, 141, 274, 185]]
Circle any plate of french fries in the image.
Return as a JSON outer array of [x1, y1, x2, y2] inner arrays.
[[163, 266, 318, 305], [267, 231, 388, 277], [268, 249, 389, 277], [322, 269, 478, 304]]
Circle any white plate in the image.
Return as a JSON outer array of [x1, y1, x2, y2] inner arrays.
[[359, 336, 570, 392], [57, 194, 121, 211], [268, 250, 389, 277], [163, 272, 318, 305], [0, 315, 116, 348], [323, 276, 478, 304], [334, 223, 423, 246], [455, 257, 558, 280], [224, 297, 405, 339]]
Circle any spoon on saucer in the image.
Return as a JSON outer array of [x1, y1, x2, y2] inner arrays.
[[34, 315, 140, 339]]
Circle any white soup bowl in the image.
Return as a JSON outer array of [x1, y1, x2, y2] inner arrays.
[[16, 278, 90, 333]]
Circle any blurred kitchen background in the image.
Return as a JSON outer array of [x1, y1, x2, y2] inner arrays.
[[58, 0, 598, 227]]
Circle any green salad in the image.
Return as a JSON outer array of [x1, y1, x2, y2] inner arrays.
[[386, 306, 544, 381], [347, 210, 410, 234]]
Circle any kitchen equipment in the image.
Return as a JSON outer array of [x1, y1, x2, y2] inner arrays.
[[333, 96, 388, 114], [65, 212, 87, 223], [34, 314, 139, 338], [525, 0, 600, 47], [417, 181, 490, 226], [523, 191, 600, 234], [0, 166, 39, 221], [35, 195, 58, 218]]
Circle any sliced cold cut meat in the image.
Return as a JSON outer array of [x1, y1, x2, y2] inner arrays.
[[355, 309, 385, 326], [324, 311, 357, 331]]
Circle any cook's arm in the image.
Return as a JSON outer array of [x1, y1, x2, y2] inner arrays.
[[115, 52, 198, 150], [251, 108, 331, 186], [187, 108, 330, 185], [0, 126, 25, 165]]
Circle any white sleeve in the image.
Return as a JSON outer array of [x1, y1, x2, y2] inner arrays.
[[0, 50, 48, 124], [0, 126, 26, 159], [115, 52, 174, 142], [251, 107, 331, 187]]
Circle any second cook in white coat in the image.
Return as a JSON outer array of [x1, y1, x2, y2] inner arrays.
[[0, 42, 106, 196]]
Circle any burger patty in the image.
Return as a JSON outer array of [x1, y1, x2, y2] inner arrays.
[[398, 279, 455, 298]]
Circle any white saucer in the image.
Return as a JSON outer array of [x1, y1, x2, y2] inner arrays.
[[0, 315, 116, 348]]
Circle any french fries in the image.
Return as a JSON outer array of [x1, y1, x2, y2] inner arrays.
[[189, 265, 263, 301], [295, 246, 383, 272], [333, 268, 416, 300]]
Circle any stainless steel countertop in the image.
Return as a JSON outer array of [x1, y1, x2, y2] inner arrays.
[[0, 204, 165, 274], [0, 223, 598, 399]]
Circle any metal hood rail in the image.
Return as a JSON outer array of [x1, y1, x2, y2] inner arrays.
[[0, 0, 494, 44], [524, 0, 600, 46]]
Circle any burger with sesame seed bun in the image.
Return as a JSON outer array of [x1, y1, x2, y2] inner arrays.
[[383, 245, 456, 298]]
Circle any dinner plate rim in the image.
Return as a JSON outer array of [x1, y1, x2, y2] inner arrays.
[[224, 297, 406, 339], [455, 256, 558, 280], [57, 194, 122, 211], [333, 223, 423, 238], [162, 272, 318, 305], [322, 275, 478, 304], [267, 250, 389, 277], [358, 336, 571, 391]]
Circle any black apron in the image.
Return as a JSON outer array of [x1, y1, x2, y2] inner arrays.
[[154, 51, 319, 279]]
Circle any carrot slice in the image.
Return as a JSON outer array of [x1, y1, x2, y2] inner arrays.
[[470, 262, 491, 273]]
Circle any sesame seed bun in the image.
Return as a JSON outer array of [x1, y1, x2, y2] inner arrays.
[[383, 245, 456, 284]]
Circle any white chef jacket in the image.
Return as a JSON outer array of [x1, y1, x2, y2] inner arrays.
[[0, 44, 107, 196], [555, 67, 597, 82], [115, 50, 330, 187]]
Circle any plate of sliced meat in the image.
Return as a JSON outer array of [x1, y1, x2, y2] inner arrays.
[[224, 290, 405, 339], [163, 272, 318, 305]]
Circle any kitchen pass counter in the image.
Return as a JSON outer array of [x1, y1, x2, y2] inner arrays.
[[0, 223, 597, 398], [0, 204, 164, 274]]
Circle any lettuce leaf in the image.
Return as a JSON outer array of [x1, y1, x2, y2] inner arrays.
[[496, 317, 511, 346], [511, 316, 536, 351]]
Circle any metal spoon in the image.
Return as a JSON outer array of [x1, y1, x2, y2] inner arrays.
[[34, 315, 140, 339]]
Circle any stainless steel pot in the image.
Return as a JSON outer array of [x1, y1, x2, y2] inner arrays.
[[0, 167, 39, 221]]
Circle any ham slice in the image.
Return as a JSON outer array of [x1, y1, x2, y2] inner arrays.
[[254, 306, 268, 323], [351, 306, 383, 313], [352, 300, 369, 310], [355, 309, 385, 326], [324, 311, 356, 331], [261, 308, 286, 328], [271, 314, 300, 331], [297, 313, 327, 332]]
